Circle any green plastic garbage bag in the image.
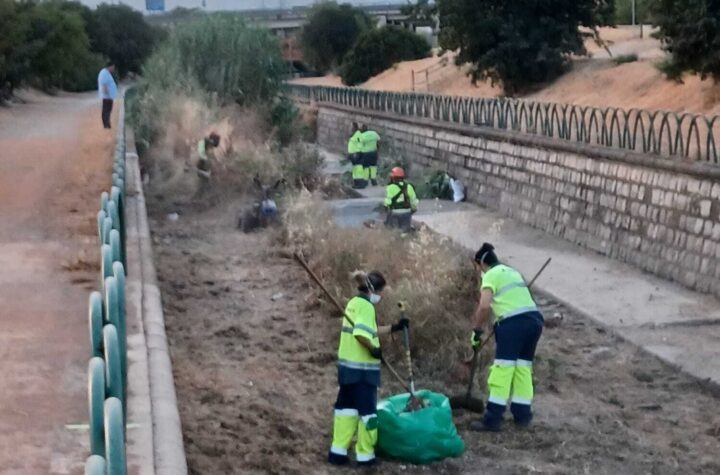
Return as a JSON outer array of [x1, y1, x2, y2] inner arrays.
[[377, 389, 465, 464]]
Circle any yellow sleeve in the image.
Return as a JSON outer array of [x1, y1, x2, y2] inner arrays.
[[352, 303, 377, 341]]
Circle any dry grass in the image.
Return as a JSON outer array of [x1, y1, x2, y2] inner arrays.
[[277, 193, 483, 385]]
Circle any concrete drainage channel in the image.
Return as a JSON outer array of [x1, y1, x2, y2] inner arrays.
[[81, 95, 187, 474]]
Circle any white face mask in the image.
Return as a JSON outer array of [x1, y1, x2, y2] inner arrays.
[[369, 293, 382, 305]]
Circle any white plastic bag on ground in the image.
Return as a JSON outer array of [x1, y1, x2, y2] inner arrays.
[[450, 178, 465, 203]]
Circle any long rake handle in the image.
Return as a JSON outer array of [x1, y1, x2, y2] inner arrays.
[[294, 252, 415, 394]]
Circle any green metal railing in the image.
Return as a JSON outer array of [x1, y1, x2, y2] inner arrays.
[[286, 84, 720, 164], [85, 102, 129, 475]]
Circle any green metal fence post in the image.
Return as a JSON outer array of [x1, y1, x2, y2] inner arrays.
[[89, 292, 103, 356], [100, 192, 109, 214], [101, 244, 113, 285], [105, 274, 126, 399], [102, 217, 113, 245], [84, 455, 106, 475], [97, 210, 107, 244], [104, 397, 127, 475], [109, 230, 122, 265], [88, 357, 106, 457], [103, 324, 123, 402]]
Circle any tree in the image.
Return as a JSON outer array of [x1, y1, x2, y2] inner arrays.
[[652, 0, 720, 82], [437, 0, 614, 95], [25, 1, 101, 91], [0, 0, 31, 99], [299, 2, 375, 73], [340, 26, 431, 86], [90, 4, 160, 76]]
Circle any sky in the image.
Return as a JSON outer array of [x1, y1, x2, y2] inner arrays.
[[78, 0, 396, 12]]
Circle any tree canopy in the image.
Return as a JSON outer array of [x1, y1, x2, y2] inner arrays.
[[299, 2, 375, 73], [652, 0, 720, 82], [340, 26, 431, 86], [437, 0, 614, 95]]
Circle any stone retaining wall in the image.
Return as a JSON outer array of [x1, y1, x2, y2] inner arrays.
[[317, 103, 720, 297]]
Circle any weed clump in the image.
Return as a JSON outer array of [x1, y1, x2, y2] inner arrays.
[[278, 194, 482, 386]]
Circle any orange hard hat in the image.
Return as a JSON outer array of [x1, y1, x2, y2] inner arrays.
[[390, 167, 405, 179]]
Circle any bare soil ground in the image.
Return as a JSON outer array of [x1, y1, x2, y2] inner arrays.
[[0, 89, 114, 474], [148, 187, 720, 475]]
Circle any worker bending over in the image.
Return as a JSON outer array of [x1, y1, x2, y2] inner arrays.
[[469, 242, 544, 432], [328, 271, 409, 466], [384, 167, 418, 231], [196, 132, 220, 179], [360, 125, 381, 186], [348, 123, 366, 189]]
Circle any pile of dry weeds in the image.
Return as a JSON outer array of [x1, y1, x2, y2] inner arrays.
[[278, 194, 481, 385]]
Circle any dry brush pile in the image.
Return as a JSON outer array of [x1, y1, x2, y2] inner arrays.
[[277, 194, 487, 388]]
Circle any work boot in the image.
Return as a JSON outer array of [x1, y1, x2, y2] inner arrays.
[[356, 458, 377, 467], [371, 179, 378, 186], [513, 413, 533, 428], [469, 419, 501, 433], [327, 451, 349, 466]]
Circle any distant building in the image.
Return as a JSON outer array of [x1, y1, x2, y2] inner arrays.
[[77, 0, 398, 14]]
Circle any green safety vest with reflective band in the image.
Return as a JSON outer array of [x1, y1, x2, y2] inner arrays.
[[481, 264, 537, 323], [348, 131, 363, 154], [360, 130, 380, 153], [337, 295, 381, 385], [385, 182, 418, 211]]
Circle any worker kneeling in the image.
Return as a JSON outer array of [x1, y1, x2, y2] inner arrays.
[[328, 271, 409, 466], [384, 167, 418, 231], [469, 243, 544, 432]]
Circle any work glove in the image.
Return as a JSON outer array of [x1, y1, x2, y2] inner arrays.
[[470, 328, 483, 349], [390, 317, 410, 333], [369, 346, 383, 360]]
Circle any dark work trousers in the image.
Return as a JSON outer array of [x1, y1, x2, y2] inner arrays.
[[102, 99, 114, 129], [483, 311, 544, 429]]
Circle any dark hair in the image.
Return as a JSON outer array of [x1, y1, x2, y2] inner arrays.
[[106, 60, 115, 67], [355, 271, 386, 293], [208, 132, 220, 146], [474, 242, 499, 266]]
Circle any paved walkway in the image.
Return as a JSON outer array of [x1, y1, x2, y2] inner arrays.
[[322, 149, 720, 388], [0, 92, 114, 474]]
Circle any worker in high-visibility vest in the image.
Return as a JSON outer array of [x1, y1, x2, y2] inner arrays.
[[384, 167, 418, 231], [359, 125, 381, 186], [328, 271, 409, 466], [347, 122, 365, 189], [196, 132, 220, 179], [469, 242, 544, 432]]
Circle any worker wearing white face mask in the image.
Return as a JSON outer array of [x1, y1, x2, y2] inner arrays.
[[328, 271, 409, 467]]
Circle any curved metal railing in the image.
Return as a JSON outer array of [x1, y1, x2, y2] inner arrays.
[[286, 84, 720, 164]]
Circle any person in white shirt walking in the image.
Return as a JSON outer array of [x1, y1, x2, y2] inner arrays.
[[98, 61, 117, 129]]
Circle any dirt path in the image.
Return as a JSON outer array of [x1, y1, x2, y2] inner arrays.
[[0, 91, 114, 474], [149, 190, 720, 475]]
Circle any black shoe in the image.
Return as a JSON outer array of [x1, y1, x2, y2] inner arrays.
[[357, 458, 377, 467], [469, 420, 501, 432], [328, 451, 349, 465], [514, 415, 533, 428], [371, 180, 378, 186]]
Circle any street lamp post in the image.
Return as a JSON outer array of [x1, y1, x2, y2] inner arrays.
[[632, 0, 636, 26]]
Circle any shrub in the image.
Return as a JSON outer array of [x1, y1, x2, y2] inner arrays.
[[652, 0, 720, 82], [129, 14, 285, 146], [270, 95, 300, 148], [340, 26, 432, 86], [89, 4, 161, 77], [613, 53, 638, 65], [25, 2, 97, 91], [437, 0, 613, 95], [299, 2, 375, 73], [0, 0, 31, 100], [278, 194, 482, 384]]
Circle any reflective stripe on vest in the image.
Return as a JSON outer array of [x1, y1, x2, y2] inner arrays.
[[482, 264, 537, 322], [337, 296, 381, 368]]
